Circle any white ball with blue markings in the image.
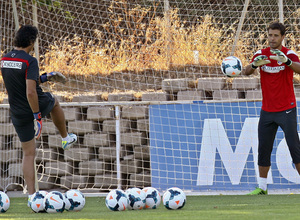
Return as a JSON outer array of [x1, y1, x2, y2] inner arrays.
[[65, 189, 85, 211], [126, 187, 146, 210], [30, 191, 48, 213], [142, 187, 161, 209], [163, 187, 186, 210], [0, 191, 10, 213], [44, 191, 65, 213], [221, 56, 242, 77], [105, 189, 129, 211]]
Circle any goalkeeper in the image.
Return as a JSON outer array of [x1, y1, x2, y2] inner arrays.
[[0, 25, 77, 205], [244, 22, 300, 195]]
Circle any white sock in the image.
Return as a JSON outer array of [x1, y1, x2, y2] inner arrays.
[[258, 177, 267, 191], [62, 135, 70, 142]]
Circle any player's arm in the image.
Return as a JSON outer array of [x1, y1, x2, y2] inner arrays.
[[39, 71, 66, 84], [26, 79, 42, 139], [244, 64, 256, 76], [26, 79, 39, 113], [288, 61, 300, 74]]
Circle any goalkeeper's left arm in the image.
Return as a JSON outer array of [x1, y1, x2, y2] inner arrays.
[[39, 71, 66, 84]]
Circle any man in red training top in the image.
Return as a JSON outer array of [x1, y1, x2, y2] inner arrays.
[[245, 22, 300, 194]]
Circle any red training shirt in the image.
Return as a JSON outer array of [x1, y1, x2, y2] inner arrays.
[[251, 46, 299, 112]]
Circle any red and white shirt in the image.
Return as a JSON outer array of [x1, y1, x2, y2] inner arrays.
[[1, 50, 42, 117], [251, 46, 299, 112]]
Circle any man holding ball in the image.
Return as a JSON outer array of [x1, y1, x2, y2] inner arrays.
[[245, 22, 300, 195]]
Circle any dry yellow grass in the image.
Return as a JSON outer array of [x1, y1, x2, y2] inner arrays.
[[2, 1, 300, 86], [40, 2, 261, 77]]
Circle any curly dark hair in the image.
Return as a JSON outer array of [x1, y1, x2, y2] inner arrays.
[[268, 22, 286, 36], [13, 25, 38, 48]]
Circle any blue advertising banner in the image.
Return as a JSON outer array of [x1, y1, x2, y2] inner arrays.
[[149, 101, 300, 191]]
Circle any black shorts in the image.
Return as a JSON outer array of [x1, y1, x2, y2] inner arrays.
[[11, 92, 55, 142], [258, 107, 300, 166]]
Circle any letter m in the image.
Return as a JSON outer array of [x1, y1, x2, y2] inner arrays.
[[197, 118, 273, 186]]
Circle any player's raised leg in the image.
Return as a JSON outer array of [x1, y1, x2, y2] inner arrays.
[[50, 96, 77, 150]]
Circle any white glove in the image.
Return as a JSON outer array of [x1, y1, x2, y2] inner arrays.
[[270, 49, 292, 66], [47, 72, 66, 83], [251, 55, 271, 69], [40, 71, 66, 84]]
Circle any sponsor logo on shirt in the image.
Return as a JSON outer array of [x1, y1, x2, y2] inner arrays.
[[261, 65, 285, 73], [1, 60, 22, 69]]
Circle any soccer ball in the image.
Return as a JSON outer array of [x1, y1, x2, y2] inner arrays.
[[126, 187, 146, 210], [105, 189, 129, 211], [65, 189, 85, 211], [0, 191, 10, 213], [221, 56, 242, 77], [142, 187, 161, 209], [163, 187, 186, 210], [30, 191, 48, 213], [44, 191, 65, 213], [64, 195, 72, 211]]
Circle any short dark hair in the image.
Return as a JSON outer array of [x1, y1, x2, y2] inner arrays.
[[13, 25, 38, 48], [268, 22, 286, 36]]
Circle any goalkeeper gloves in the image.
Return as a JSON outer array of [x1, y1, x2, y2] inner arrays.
[[251, 55, 271, 69], [270, 49, 292, 66], [33, 112, 42, 140], [40, 71, 66, 84]]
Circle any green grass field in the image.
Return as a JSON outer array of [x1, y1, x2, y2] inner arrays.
[[1, 194, 300, 220]]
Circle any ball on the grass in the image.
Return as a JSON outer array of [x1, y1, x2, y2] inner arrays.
[[163, 187, 186, 210], [105, 189, 128, 211], [64, 195, 72, 211], [64, 189, 85, 211], [142, 187, 161, 209], [44, 191, 65, 213], [30, 191, 48, 213], [221, 56, 242, 77], [126, 187, 146, 210], [0, 191, 10, 213]]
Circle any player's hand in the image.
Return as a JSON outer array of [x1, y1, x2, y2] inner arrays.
[[47, 71, 66, 83], [33, 112, 42, 140], [270, 49, 292, 66], [252, 55, 271, 69], [40, 72, 66, 84]]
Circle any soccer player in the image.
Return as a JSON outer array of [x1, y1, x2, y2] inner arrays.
[[245, 22, 300, 195], [0, 25, 77, 205]]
